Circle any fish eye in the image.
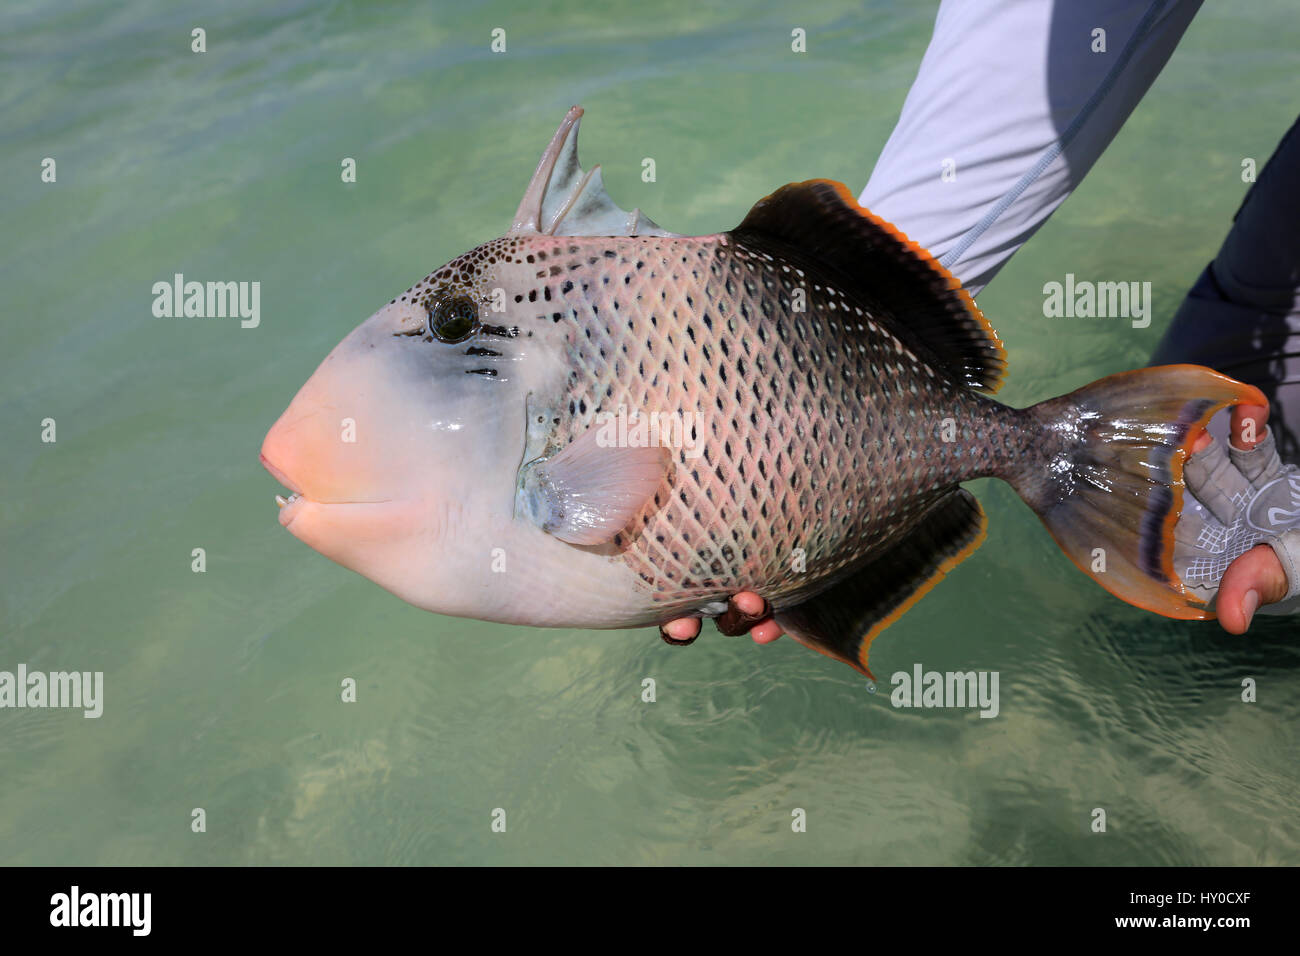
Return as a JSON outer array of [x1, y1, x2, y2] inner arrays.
[[427, 295, 479, 343]]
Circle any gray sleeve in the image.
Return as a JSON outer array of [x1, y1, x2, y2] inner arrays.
[[859, 0, 1203, 297]]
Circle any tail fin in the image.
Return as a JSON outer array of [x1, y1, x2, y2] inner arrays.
[[1015, 364, 1266, 620]]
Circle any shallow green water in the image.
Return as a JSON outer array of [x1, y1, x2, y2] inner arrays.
[[3, 0, 1298, 865]]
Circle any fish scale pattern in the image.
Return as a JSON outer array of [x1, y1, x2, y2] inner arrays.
[[511, 233, 1026, 620]]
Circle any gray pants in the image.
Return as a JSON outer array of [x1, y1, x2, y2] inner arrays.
[[1149, 116, 1300, 463]]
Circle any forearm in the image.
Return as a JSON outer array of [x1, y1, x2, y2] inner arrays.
[[860, 0, 1203, 296]]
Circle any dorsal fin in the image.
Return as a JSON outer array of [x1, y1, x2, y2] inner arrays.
[[509, 106, 679, 239], [730, 179, 1006, 393]]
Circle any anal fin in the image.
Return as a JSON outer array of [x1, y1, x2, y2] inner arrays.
[[775, 489, 987, 678]]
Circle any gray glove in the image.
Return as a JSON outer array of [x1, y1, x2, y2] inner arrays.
[[1175, 428, 1300, 615]]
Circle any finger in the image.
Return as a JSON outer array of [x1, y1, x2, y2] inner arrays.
[[659, 617, 701, 646], [750, 619, 785, 644], [715, 592, 770, 636], [1227, 403, 1288, 488], [1189, 428, 1213, 455], [1230, 431, 1289, 489], [1184, 438, 1255, 526], [1215, 544, 1289, 634], [1228, 403, 1269, 452]]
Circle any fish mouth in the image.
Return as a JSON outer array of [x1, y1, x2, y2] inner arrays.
[[260, 453, 301, 494], [259, 453, 392, 529], [260, 453, 305, 527]]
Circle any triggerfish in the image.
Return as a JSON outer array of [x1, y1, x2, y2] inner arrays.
[[261, 106, 1264, 676]]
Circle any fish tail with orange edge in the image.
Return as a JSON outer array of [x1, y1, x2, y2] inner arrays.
[[1012, 364, 1267, 621]]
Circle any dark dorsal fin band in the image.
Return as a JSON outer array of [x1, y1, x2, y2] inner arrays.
[[730, 179, 1007, 394]]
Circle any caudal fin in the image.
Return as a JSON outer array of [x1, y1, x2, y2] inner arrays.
[[1016, 364, 1266, 620]]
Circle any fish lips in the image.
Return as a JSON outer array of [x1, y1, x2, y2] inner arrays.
[[260, 453, 308, 527], [259, 469, 422, 591], [259, 452, 399, 533]]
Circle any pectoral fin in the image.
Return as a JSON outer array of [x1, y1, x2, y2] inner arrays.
[[509, 106, 679, 238], [519, 425, 669, 546]]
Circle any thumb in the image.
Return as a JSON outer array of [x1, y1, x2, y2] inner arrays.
[[1216, 543, 1290, 634]]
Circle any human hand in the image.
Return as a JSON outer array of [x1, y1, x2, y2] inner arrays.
[[1179, 403, 1299, 631], [658, 591, 784, 646]]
